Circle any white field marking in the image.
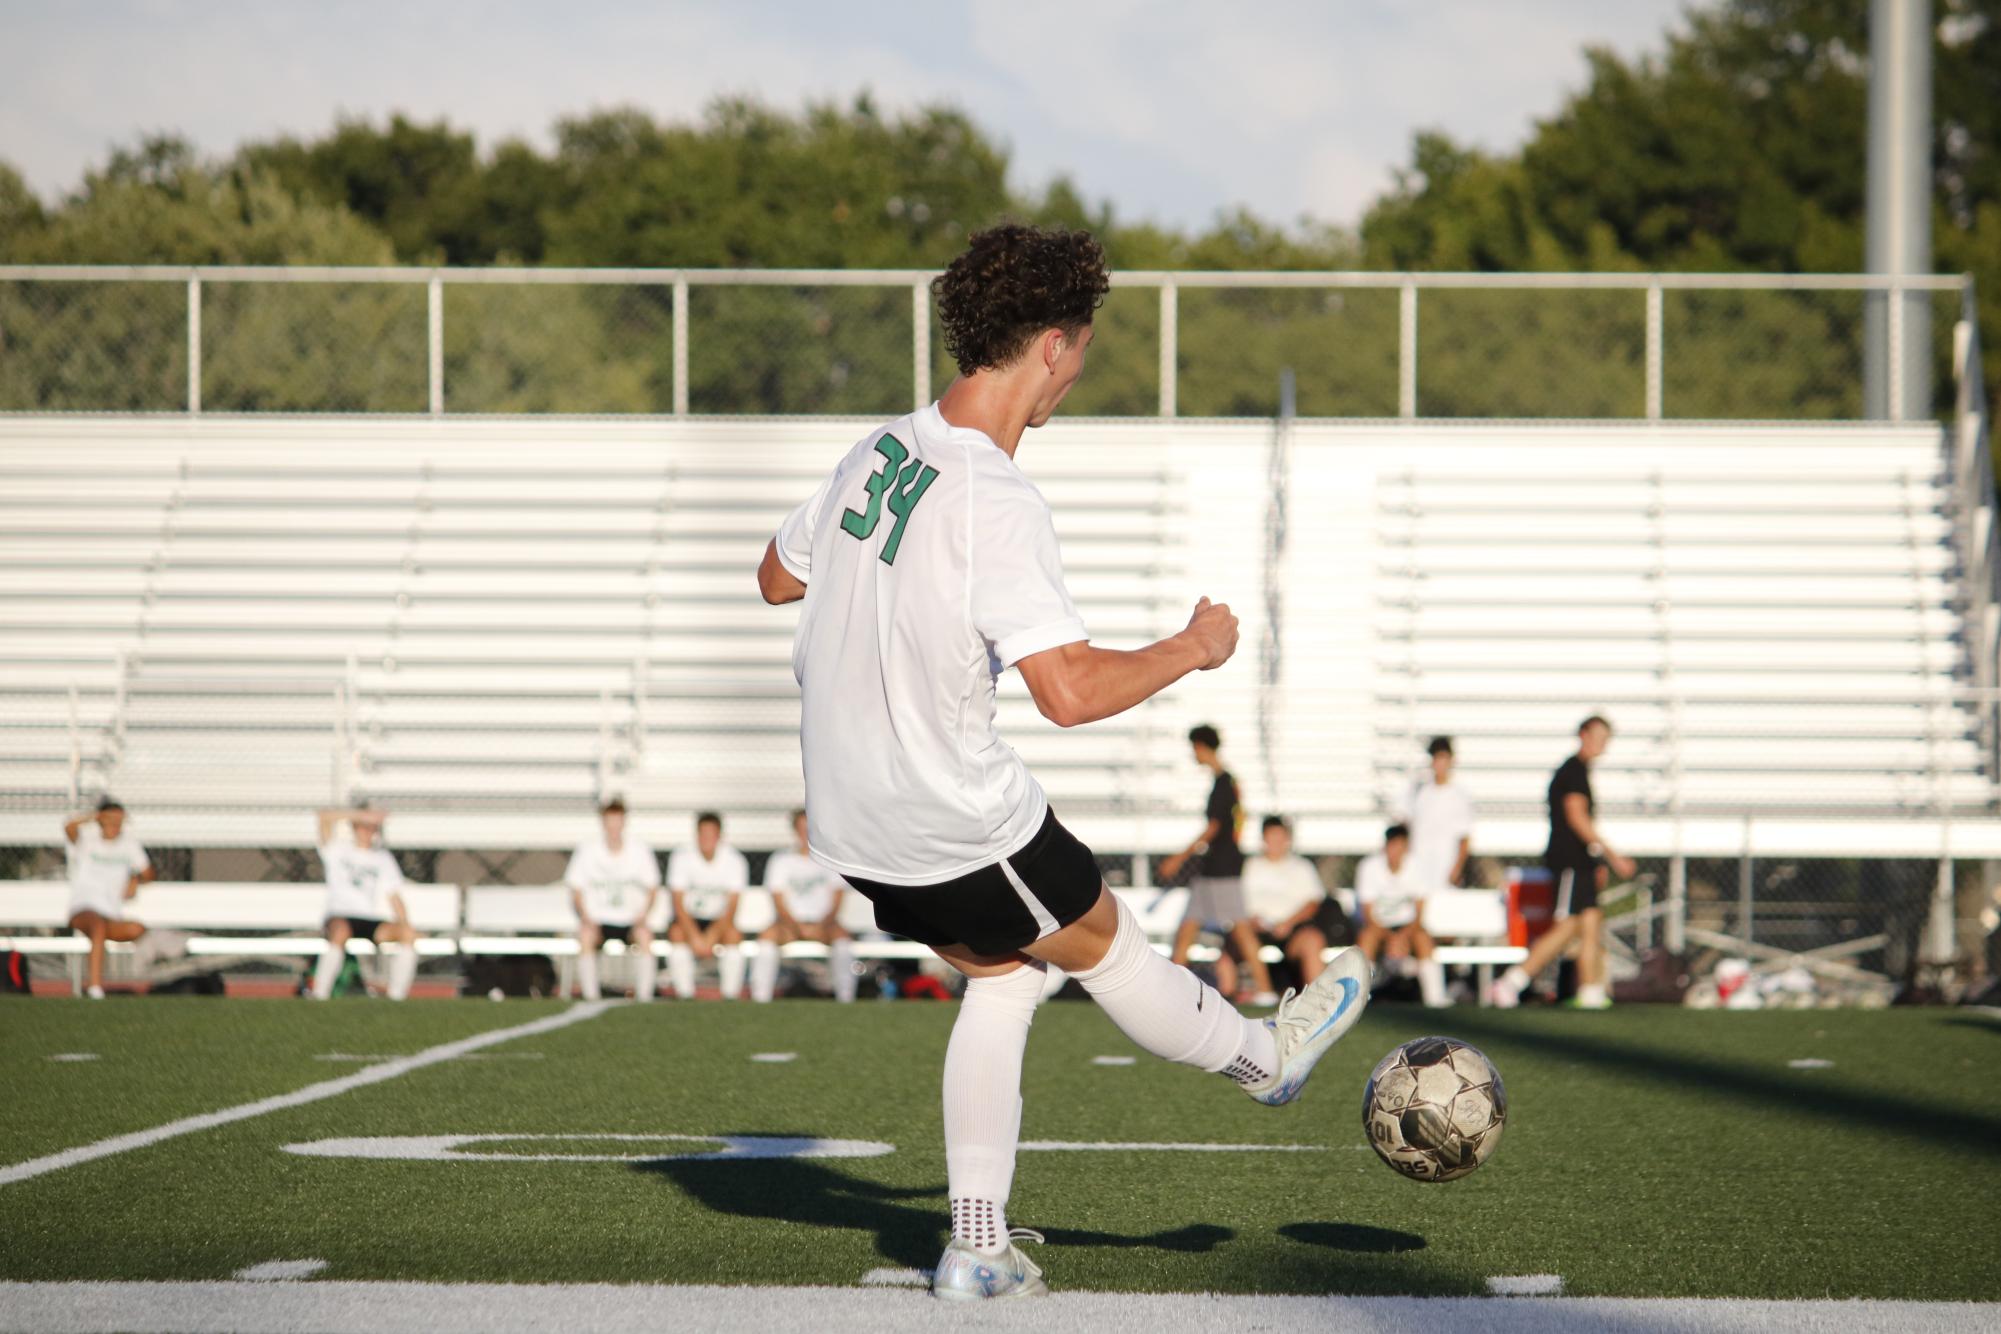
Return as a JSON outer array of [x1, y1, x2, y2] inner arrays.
[[282, 1133, 894, 1163], [857, 1268, 931, 1287], [1788, 1058, 1836, 1069], [315, 1052, 546, 1063], [749, 1052, 797, 1063], [1019, 1141, 1324, 1153], [0, 1284, 1995, 1334], [234, 1259, 329, 1282], [1486, 1275, 1564, 1296], [0, 1001, 614, 1188], [1090, 1055, 1136, 1066], [47, 1053, 99, 1063]]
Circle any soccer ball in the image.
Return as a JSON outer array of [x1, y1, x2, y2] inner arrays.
[[1362, 1036, 1506, 1182]]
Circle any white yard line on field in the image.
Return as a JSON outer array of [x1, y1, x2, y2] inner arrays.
[[0, 1282, 1993, 1334], [0, 1002, 614, 1188]]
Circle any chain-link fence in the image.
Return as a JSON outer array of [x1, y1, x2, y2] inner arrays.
[[0, 267, 1972, 420]]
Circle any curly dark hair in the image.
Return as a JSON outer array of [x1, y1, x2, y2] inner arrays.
[[932, 224, 1110, 374]]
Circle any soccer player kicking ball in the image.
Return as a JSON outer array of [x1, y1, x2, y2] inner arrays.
[[566, 797, 662, 1002], [61, 798, 153, 999], [752, 807, 858, 1004], [757, 224, 1368, 1301], [309, 807, 421, 1001]]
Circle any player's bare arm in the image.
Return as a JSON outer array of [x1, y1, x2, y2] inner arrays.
[[1563, 793, 1635, 878], [1016, 596, 1237, 730], [757, 541, 806, 604], [124, 865, 155, 900]]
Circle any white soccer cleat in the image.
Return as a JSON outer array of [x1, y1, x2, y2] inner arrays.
[[1242, 947, 1369, 1107], [1487, 977, 1523, 1009], [84, 984, 105, 1001], [930, 1229, 1048, 1301]]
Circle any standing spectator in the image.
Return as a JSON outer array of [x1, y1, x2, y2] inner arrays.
[[753, 807, 859, 1003], [62, 798, 153, 999], [1404, 736, 1474, 889], [1163, 724, 1275, 1005], [1239, 816, 1339, 987], [309, 807, 421, 1001], [1490, 716, 1636, 1009], [666, 811, 750, 1000], [1354, 824, 1450, 1008], [565, 797, 662, 1002]]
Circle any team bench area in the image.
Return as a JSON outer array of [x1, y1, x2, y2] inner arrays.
[[0, 880, 1526, 997]]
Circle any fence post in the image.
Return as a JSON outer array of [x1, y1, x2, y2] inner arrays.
[[427, 274, 444, 416], [1666, 851, 1687, 953], [1737, 821, 1755, 947], [186, 273, 202, 414], [1644, 284, 1664, 420], [672, 276, 690, 418], [1887, 279, 1905, 423], [1158, 281, 1177, 418], [1398, 283, 1418, 419], [912, 280, 931, 410]]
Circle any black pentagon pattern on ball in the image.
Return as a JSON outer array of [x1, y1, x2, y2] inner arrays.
[[1361, 1037, 1506, 1183]]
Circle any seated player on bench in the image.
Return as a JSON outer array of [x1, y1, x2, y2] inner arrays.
[[665, 811, 750, 1000], [309, 806, 421, 1001], [566, 797, 662, 1001], [751, 807, 858, 1003], [1354, 823, 1450, 1009], [1238, 815, 1340, 988], [62, 797, 153, 999]]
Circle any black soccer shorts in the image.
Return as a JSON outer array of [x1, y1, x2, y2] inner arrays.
[[1548, 856, 1603, 916], [840, 808, 1104, 957]]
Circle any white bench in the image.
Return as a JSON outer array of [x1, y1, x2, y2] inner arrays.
[[0, 881, 461, 990]]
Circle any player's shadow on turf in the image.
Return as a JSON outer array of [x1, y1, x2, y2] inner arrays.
[[1440, 1010, 2001, 1159], [1279, 1221, 1426, 1253], [636, 1147, 1233, 1268]]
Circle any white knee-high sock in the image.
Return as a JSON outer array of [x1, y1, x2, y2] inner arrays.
[[633, 949, 658, 1002], [945, 963, 1045, 1254], [751, 942, 781, 1003], [829, 938, 857, 1003], [386, 944, 418, 1001], [311, 944, 344, 1000], [1419, 958, 1448, 1008], [1071, 898, 1277, 1086], [576, 950, 601, 1002], [718, 945, 745, 1000], [668, 944, 696, 999], [1039, 966, 1068, 1002]]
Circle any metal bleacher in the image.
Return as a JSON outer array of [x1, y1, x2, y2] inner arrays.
[[0, 413, 1997, 864]]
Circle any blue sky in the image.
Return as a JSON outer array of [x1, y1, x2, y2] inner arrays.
[[1, 0, 1688, 229]]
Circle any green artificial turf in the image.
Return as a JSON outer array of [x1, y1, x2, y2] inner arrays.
[[1, 997, 1996, 1298]]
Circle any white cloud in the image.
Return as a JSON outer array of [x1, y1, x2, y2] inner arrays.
[[0, 0, 1687, 229]]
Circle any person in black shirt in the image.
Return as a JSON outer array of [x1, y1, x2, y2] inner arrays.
[[1490, 715, 1636, 1009], [1162, 724, 1275, 1004]]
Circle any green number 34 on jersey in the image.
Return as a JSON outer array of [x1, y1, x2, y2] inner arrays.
[[840, 433, 939, 565]]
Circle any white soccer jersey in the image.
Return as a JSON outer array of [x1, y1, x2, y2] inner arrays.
[[564, 835, 661, 926], [66, 825, 149, 919], [1242, 853, 1325, 931], [1355, 851, 1425, 930], [775, 404, 1089, 885], [319, 843, 403, 921], [762, 849, 846, 924], [667, 843, 750, 922], [1404, 780, 1475, 888]]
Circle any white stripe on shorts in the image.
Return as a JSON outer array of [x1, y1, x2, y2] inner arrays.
[[997, 855, 1060, 940], [1556, 867, 1575, 918]]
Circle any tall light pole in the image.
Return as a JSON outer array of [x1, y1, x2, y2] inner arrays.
[[1864, 0, 1932, 421]]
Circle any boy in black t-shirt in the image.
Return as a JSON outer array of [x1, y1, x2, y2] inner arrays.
[[1163, 724, 1276, 1004], [1490, 716, 1636, 1008]]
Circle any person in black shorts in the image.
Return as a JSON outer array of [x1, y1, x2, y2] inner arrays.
[[1490, 716, 1636, 1008], [1238, 815, 1343, 986], [1162, 724, 1275, 1004]]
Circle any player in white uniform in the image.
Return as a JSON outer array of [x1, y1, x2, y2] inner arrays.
[[1354, 823, 1449, 1008], [756, 224, 1369, 1300], [309, 807, 421, 1001], [1403, 735, 1475, 889], [665, 812, 750, 1000], [1239, 816, 1338, 987], [62, 798, 153, 999], [565, 797, 662, 1002], [752, 807, 858, 1004]]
